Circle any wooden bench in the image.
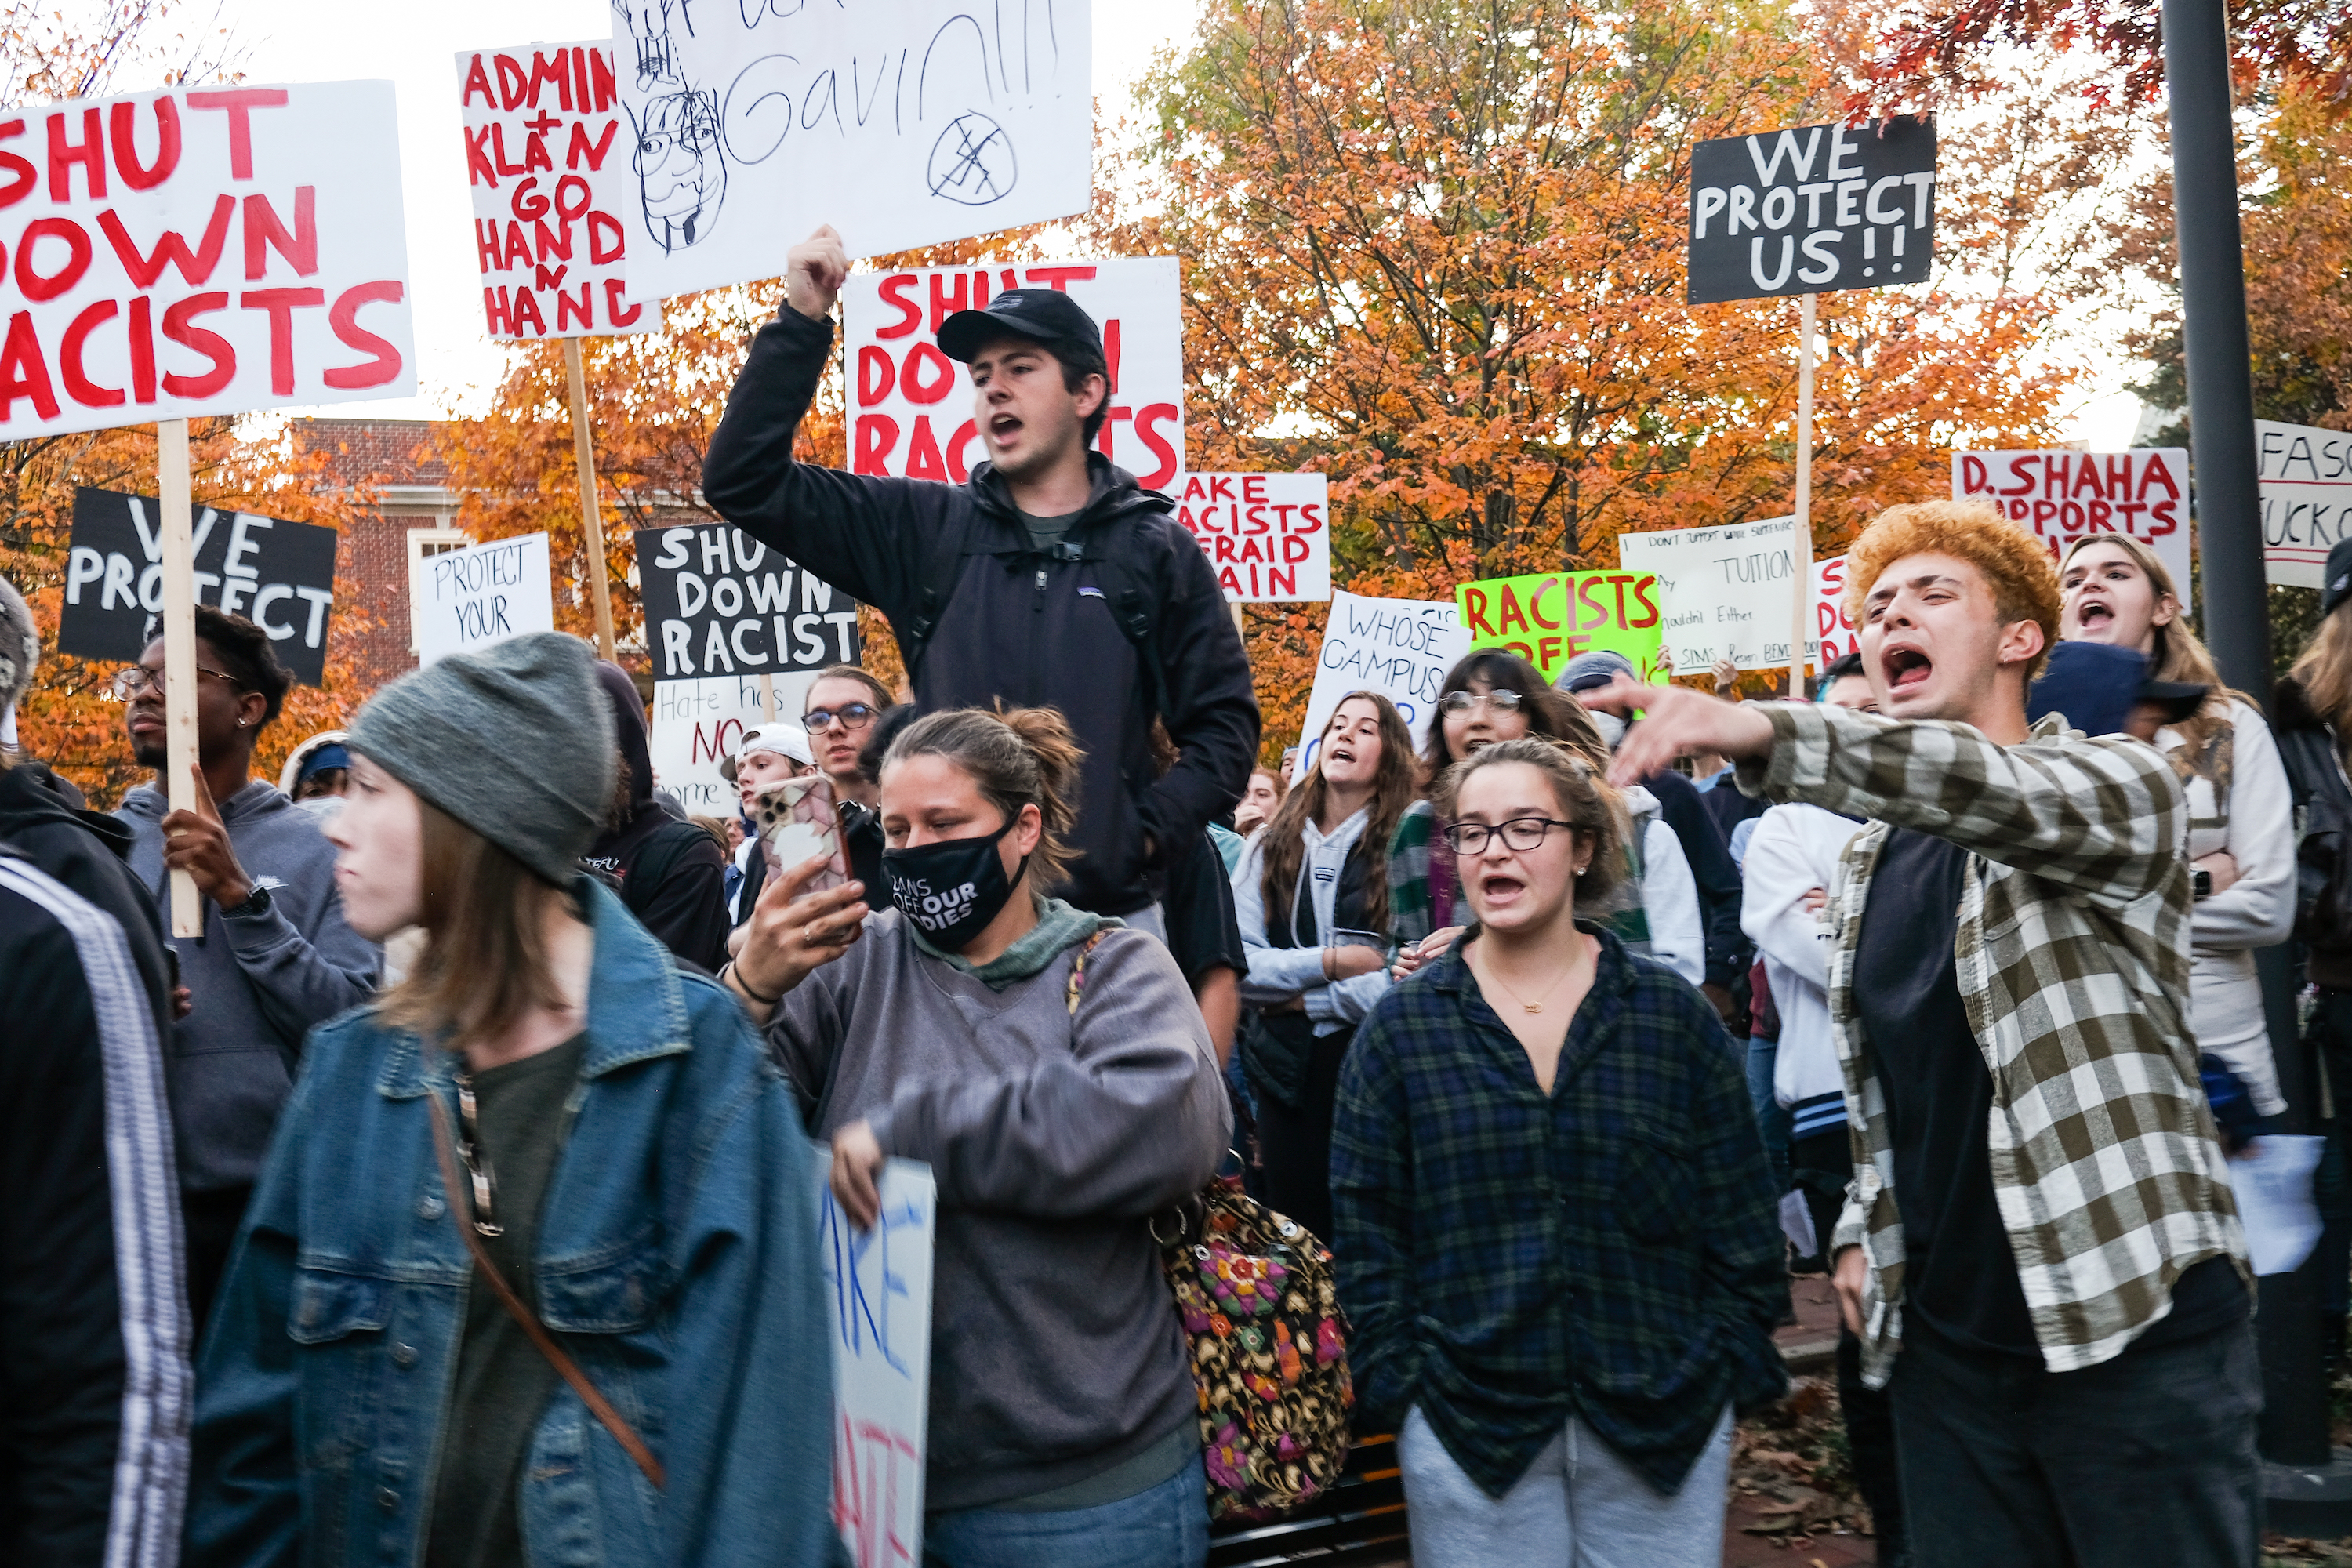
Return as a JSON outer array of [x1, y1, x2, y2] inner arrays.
[[1205, 1435, 1410, 1566]]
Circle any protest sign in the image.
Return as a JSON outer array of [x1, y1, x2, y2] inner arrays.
[[634, 522, 862, 681], [612, 0, 1092, 297], [457, 43, 659, 339], [2256, 420, 2352, 589], [840, 259, 1182, 491], [1455, 568, 1664, 684], [59, 486, 337, 684], [1175, 473, 1329, 602], [1687, 117, 1936, 305], [1616, 517, 1821, 673], [1294, 590, 1470, 771], [645, 671, 823, 815], [1813, 554, 1857, 668], [1951, 449, 2191, 590], [410, 533, 555, 665], [0, 81, 415, 439], [815, 1149, 936, 1568]]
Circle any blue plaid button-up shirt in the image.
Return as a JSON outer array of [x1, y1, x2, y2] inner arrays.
[[1331, 926, 1786, 1497]]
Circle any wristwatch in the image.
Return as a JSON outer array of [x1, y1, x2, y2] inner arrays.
[[219, 884, 274, 920], [2192, 868, 2213, 899]]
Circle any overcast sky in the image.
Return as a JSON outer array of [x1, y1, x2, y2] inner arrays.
[[223, 0, 2136, 445]]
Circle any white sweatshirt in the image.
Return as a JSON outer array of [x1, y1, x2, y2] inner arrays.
[[1232, 805, 1393, 1035], [2163, 699, 2296, 1114], [1623, 785, 1705, 987], [1739, 802, 1860, 1114]]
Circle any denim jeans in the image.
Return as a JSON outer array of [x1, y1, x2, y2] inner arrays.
[[1744, 1036, 1791, 1196], [922, 1456, 1209, 1568]]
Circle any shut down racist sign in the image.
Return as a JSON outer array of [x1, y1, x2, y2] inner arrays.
[[635, 522, 861, 680]]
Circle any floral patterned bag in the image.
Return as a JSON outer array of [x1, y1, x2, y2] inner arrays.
[[1067, 932, 1355, 1524]]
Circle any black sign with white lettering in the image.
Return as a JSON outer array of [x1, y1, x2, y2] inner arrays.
[[59, 487, 338, 684], [1686, 117, 1936, 305], [633, 523, 861, 681]]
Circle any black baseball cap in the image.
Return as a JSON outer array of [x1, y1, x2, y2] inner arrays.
[[2136, 678, 2211, 725], [2325, 538, 2352, 619], [937, 288, 1103, 365]]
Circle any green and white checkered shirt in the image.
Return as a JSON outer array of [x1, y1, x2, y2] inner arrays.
[[1739, 703, 2249, 1385]]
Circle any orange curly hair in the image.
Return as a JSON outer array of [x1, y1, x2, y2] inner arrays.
[[1843, 501, 2062, 680]]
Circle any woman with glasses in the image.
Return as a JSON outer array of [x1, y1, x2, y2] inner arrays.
[[1331, 739, 1784, 1567], [1230, 691, 1416, 1240], [1388, 650, 1704, 986]]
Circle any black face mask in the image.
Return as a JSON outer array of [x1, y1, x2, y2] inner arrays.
[[883, 818, 1025, 952]]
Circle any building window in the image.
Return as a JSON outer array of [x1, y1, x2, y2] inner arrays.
[[405, 528, 470, 653]]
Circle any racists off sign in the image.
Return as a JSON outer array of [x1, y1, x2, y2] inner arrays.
[[1952, 450, 2190, 590], [1174, 473, 1329, 603], [840, 259, 1182, 492], [2257, 421, 2352, 590], [0, 82, 415, 438], [411, 532, 556, 665], [1688, 117, 1936, 304], [457, 43, 659, 339], [1617, 517, 1820, 673], [59, 485, 337, 683], [1294, 590, 1471, 771], [635, 522, 861, 681], [1455, 569, 1664, 684]]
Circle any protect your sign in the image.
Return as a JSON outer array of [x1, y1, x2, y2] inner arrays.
[[411, 532, 556, 665]]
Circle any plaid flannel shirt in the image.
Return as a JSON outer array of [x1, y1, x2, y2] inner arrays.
[[1738, 703, 2249, 1385], [1330, 928, 1786, 1498]]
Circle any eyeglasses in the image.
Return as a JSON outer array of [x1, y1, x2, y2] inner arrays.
[[801, 702, 880, 732], [1443, 816, 1580, 855], [111, 664, 241, 701], [1439, 689, 1522, 716], [453, 1070, 503, 1237]]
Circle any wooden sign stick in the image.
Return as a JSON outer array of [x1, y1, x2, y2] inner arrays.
[[563, 337, 619, 662], [1790, 292, 1817, 701], [158, 417, 201, 937]]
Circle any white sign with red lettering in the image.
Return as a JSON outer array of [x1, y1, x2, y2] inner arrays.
[[456, 44, 659, 338], [1174, 473, 1329, 602], [1951, 449, 2190, 589], [0, 81, 415, 438], [2258, 419, 2352, 590], [839, 258, 1183, 492], [1813, 554, 1857, 669]]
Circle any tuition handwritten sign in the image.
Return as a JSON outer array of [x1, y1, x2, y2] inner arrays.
[[1176, 473, 1330, 603], [456, 42, 659, 339], [410, 532, 555, 665], [840, 257, 1181, 491], [611, 0, 1094, 295], [815, 1148, 936, 1568], [1616, 517, 1818, 674], [1952, 449, 2190, 592], [0, 81, 414, 438], [1455, 569, 1664, 684]]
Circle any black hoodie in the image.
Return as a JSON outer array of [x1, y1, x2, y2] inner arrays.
[[703, 306, 1261, 917], [582, 662, 731, 971]]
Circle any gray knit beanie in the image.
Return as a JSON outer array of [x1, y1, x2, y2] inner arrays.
[[349, 632, 614, 885]]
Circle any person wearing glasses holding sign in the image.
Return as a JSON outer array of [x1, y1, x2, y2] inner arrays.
[[111, 605, 379, 1332], [1332, 738, 1784, 1567]]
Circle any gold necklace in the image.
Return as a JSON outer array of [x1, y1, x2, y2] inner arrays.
[[1476, 946, 1579, 1014]]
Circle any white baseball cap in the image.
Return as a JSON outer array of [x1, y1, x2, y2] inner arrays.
[[720, 720, 814, 782]]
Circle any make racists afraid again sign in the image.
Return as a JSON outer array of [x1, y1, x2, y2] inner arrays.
[[636, 522, 862, 680], [1687, 117, 1936, 305], [0, 81, 414, 437], [840, 257, 1182, 492], [59, 485, 337, 684]]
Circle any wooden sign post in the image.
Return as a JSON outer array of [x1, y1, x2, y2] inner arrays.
[[157, 419, 202, 937], [563, 338, 620, 663], [1683, 117, 1937, 696]]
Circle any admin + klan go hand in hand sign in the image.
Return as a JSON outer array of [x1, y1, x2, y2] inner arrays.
[[0, 81, 413, 437]]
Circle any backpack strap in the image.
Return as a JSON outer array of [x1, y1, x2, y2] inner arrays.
[[1065, 928, 1114, 1016], [900, 509, 979, 687], [1085, 528, 1171, 724]]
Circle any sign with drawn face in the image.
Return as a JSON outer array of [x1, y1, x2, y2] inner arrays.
[[840, 257, 1182, 491], [59, 486, 338, 684], [609, 0, 1094, 296], [1686, 116, 1936, 304], [456, 42, 661, 338], [0, 81, 414, 438]]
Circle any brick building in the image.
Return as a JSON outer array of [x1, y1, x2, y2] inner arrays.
[[290, 418, 468, 695]]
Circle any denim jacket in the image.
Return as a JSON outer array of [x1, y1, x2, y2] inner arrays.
[[184, 880, 841, 1568]]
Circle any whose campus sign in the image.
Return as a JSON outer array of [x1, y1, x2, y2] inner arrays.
[[1686, 116, 1936, 306]]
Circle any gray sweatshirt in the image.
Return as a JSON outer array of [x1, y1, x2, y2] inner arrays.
[[769, 910, 1229, 1512], [118, 781, 378, 1192]]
